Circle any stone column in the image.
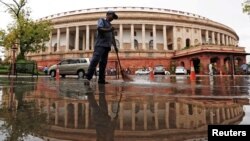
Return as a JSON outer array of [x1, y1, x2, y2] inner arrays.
[[153, 25, 157, 50], [86, 25, 90, 50], [199, 29, 202, 45], [165, 102, 169, 128], [154, 102, 159, 129], [175, 103, 180, 128], [163, 25, 167, 50], [217, 33, 221, 45], [85, 102, 89, 128], [64, 101, 68, 128], [55, 102, 59, 125], [143, 103, 147, 130], [212, 31, 215, 44], [48, 32, 52, 53], [210, 109, 214, 124], [119, 24, 123, 50], [173, 26, 177, 50], [82, 33, 86, 50], [131, 24, 134, 50], [132, 102, 136, 130], [74, 103, 78, 128], [190, 28, 194, 46], [142, 24, 146, 50], [57, 28, 61, 52], [75, 26, 79, 51], [91, 31, 94, 50], [222, 34, 225, 45], [226, 35, 229, 45], [216, 109, 220, 123], [47, 99, 50, 122], [66, 27, 70, 52], [205, 30, 209, 43]]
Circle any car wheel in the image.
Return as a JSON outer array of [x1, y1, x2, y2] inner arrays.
[[78, 70, 85, 78], [50, 70, 56, 78]]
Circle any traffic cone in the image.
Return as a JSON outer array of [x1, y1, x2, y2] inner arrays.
[[56, 65, 60, 81], [149, 67, 154, 80], [190, 61, 196, 80]]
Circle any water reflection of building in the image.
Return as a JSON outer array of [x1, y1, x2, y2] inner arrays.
[[25, 92, 245, 140], [0, 78, 247, 141]]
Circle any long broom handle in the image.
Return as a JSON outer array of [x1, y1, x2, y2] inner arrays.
[[112, 32, 123, 72]]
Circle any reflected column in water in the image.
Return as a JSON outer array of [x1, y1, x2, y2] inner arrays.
[[87, 84, 120, 141]]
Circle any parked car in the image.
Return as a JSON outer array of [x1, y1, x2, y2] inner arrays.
[[135, 68, 150, 75], [175, 66, 187, 75], [153, 65, 166, 75], [48, 58, 90, 78]]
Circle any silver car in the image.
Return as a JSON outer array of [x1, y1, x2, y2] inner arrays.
[[175, 66, 187, 75], [48, 58, 90, 78]]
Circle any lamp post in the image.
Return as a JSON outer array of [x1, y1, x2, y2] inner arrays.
[[11, 42, 18, 75]]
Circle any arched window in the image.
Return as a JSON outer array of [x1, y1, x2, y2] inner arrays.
[[134, 39, 138, 50], [53, 43, 57, 52], [149, 40, 153, 50]]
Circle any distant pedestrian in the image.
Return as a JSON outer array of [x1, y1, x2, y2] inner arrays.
[[85, 10, 118, 84], [240, 63, 248, 74], [43, 66, 48, 75]]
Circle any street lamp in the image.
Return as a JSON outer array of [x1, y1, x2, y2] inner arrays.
[[11, 41, 18, 75]]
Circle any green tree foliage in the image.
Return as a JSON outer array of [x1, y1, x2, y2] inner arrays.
[[0, 0, 52, 60], [243, 0, 250, 14], [0, 29, 5, 45]]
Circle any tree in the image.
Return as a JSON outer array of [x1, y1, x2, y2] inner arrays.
[[243, 0, 250, 15], [0, 29, 5, 45], [0, 0, 52, 60]]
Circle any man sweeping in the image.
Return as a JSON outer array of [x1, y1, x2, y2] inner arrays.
[[85, 10, 118, 84]]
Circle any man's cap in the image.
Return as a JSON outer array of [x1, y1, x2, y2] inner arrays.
[[107, 11, 118, 19]]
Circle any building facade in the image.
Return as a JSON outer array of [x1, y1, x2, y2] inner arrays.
[[27, 7, 247, 74]]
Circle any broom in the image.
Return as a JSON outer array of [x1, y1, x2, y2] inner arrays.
[[112, 32, 133, 82]]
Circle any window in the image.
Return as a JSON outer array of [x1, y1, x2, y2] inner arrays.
[[60, 60, 69, 65], [186, 28, 189, 32], [134, 31, 137, 36], [114, 31, 118, 36], [53, 43, 57, 52], [134, 39, 138, 50], [149, 40, 153, 50], [150, 32, 153, 37]]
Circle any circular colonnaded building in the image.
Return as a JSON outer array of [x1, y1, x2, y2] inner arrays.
[[28, 7, 248, 74]]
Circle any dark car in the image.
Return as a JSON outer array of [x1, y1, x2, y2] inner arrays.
[[153, 65, 166, 75]]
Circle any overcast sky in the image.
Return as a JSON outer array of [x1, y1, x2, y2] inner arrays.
[[1, 0, 250, 51]]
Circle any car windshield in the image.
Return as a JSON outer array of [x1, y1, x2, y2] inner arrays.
[[155, 66, 164, 70]]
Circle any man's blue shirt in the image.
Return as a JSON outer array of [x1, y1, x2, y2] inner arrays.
[[95, 18, 113, 48]]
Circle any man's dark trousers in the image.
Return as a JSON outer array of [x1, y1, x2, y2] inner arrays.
[[86, 46, 110, 82]]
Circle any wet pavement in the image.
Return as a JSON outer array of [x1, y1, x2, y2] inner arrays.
[[0, 75, 250, 141]]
